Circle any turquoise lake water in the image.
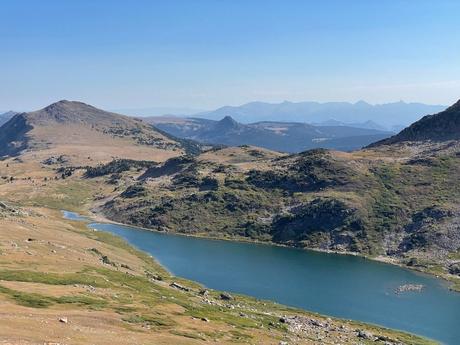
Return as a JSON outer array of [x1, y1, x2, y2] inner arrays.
[[63, 211, 460, 344]]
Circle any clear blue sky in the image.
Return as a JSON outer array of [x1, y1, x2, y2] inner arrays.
[[1, 0, 459, 111]]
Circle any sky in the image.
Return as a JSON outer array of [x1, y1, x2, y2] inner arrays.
[[1, 0, 460, 112]]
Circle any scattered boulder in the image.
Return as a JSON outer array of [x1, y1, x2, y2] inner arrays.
[[58, 317, 68, 324], [170, 282, 190, 292], [120, 263, 132, 270], [42, 155, 68, 165], [219, 292, 233, 301], [356, 329, 375, 340], [101, 255, 117, 267], [145, 271, 163, 281], [0, 201, 23, 216], [310, 319, 325, 327], [449, 263, 460, 275], [199, 289, 209, 296], [406, 257, 419, 267], [395, 284, 424, 294]]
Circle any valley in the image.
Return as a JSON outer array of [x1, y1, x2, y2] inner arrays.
[[3, 2, 458, 344], [145, 115, 393, 152], [0, 100, 459, 344]]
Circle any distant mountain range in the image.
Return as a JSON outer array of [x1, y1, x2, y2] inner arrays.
[[1, 98, 460, 293], [370, 99, 460, 147], [146, 115, 393, 152], [192, 100, 446, 130], [105, 98, 460, 287], [113, 106, 206, 117], [1, 99, 450, 155], [312, 119, 388, 131]]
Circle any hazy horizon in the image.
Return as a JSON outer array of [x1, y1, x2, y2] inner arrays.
[[1, 98, 448, 116], [1, 1, 459, 111]]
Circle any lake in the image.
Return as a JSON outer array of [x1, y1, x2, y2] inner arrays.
[[63, 211, 460, 344]]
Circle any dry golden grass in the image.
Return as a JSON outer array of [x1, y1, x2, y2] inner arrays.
[[199, 145, 285, 172], [26, 124, 181, 166]]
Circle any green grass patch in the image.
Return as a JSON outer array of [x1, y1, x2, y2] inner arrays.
[[0, 285, 107, 309], [184, 305, 259, 329], [27, 179, 95, 212], [0, 270, 111, 288], [122, 314, 176, 328], [170, 330, 207, 341], [0, 285, 53, 308]]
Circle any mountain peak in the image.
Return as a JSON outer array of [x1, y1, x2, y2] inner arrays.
[[211, 115, 241, 133], [219, 115, 239, 126], [42, 100, 96, 113], [50, 99, 72, 105], [220, 115, 237, 123], [26, 100, 121, 125], [0, 100, 181, 158]]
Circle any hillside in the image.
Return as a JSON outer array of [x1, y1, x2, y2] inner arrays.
[[146, 115, 392, 152], [192, 100, 445, 129], [0, 101, 184, 164], [0, 98, 457, 343], [0, 198, 432, 345], [97, 100, 460, 290], [0, 109, 434, 345], [370, 100, 460, 146]]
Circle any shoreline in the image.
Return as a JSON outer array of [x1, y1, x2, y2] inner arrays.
[[58, 208, 444, 345], [68, 208, 460, 293]]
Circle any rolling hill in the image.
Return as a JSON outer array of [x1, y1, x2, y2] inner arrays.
[[0, 100, 184, 164]]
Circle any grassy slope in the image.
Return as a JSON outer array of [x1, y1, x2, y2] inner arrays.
[[0, 151, 436, 344], [101, 145, 460, 291]]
